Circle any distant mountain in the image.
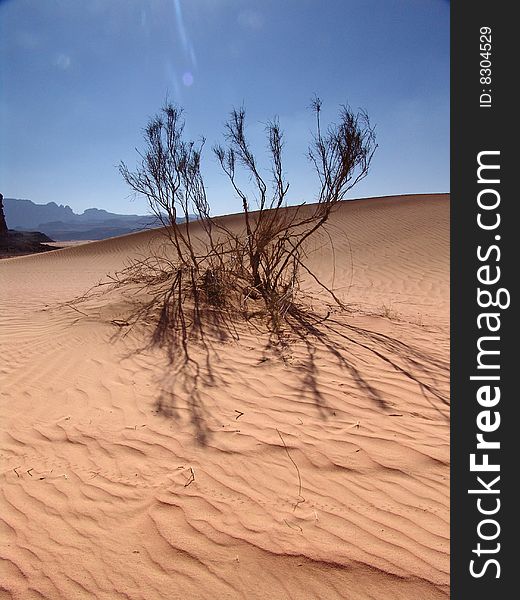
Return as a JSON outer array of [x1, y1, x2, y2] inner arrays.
[[3, 198, 173, 241], [4, 199, 76, 229]]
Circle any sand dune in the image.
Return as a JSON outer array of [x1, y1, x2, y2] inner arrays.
[[0, 194, 449, 599]]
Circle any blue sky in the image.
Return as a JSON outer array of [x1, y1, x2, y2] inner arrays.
[[0, 0, 449, 216]]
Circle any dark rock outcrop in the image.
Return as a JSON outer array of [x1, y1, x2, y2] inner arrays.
[[0, 192, 58, 257], [0, 194, 8, 249]]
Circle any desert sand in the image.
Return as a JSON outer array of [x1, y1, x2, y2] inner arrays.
[[0, 194, 449, 599]]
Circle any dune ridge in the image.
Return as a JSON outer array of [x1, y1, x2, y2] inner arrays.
[[0, 194, 449, 599]]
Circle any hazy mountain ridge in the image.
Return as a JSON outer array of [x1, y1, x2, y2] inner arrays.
[[4, 198, 161, 240]]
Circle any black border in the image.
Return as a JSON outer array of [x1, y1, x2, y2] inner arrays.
[[451, 2, 515, 596]]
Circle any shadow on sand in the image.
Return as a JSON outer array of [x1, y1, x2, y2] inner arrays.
[[104, 287, 449, 445]]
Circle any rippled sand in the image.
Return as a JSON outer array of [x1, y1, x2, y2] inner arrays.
[[0, 194, 449, 599]]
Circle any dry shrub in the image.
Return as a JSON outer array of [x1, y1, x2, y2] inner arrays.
[[65, 105, 448, 435], [100, 98, 376, 360]]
